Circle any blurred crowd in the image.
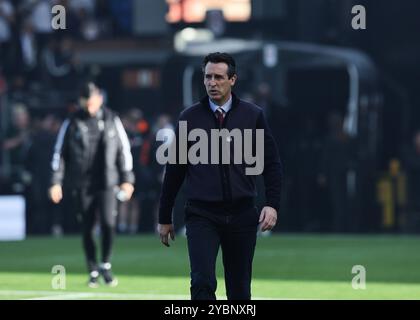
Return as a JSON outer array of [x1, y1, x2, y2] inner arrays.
[[0, 0, 171, 236], [0, 98, 175, 235], [0, 0, 135, 92]]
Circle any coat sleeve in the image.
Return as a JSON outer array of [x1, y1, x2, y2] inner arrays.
[[50, 119, 71, 186], [256, 110, 283, 212], [114, 115, 135, 185]]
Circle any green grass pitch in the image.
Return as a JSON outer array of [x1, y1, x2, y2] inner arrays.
[[0, 234, 420, 299]]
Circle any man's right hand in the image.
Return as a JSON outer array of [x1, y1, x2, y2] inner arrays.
[[49, 184, 63, 204], [157, 224, 175, 247]]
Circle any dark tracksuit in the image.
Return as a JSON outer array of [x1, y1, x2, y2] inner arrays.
[[159, 93, 283, 300], [51, 107, 134, 272]]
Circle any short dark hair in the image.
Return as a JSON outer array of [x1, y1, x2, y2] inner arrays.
[[79, 81, 100, 99], [202, 52, 236, 79]]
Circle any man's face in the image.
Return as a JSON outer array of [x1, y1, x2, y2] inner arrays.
[[80, 89, 103, 116], [204, 62, 236, 105]]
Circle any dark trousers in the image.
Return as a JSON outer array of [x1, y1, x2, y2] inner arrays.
[[75, 187, 118, 272], [185, 203, 258, 300]]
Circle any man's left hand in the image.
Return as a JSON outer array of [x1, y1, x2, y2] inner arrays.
[[259, 206, 277, 231], [119, 183, 134, 201]]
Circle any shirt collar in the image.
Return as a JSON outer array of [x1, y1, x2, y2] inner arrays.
[[209, 95, 232, 114]]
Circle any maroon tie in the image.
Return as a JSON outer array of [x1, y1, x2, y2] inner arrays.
[[215, 108, 224, 126]]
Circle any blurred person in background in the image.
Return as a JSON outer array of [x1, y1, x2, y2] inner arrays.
[[2, 103, 32, 192], [0, 0, 15, 75], [118, 107, 145, 235], [3, 104, 32, 158], [68, 0, 99, 40], [151, 114, 174, 229], [48, 81, 135, 287], [13, 19, 39, 85], [152, 114, 174, 181], [19, 0, 53, 58], [41, 36, 80, 89]]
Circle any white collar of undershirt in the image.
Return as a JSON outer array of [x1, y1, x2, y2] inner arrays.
[[209, 95, 232, 114]]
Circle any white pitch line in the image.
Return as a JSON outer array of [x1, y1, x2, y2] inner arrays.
[[0, 290, 191, 300], [27, 293, 96, 300], [0, 290, 277, 300]]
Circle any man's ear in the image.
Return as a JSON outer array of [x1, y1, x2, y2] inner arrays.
[[230, 74, 237, 86]]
